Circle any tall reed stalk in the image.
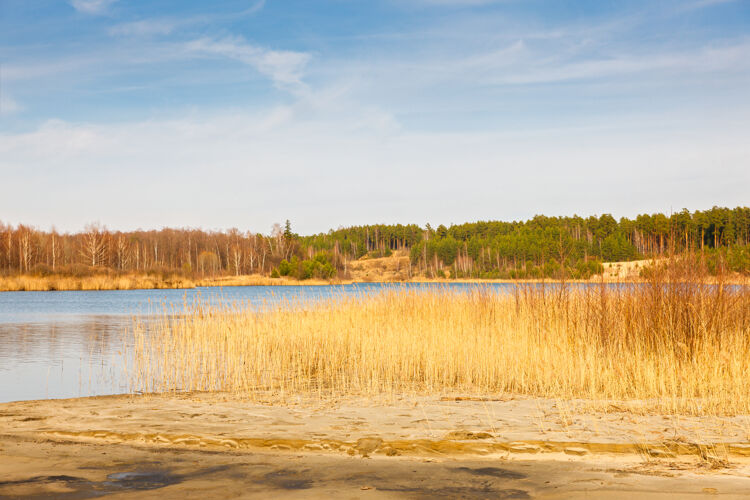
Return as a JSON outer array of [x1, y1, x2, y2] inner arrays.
[[128, 269, 750, 415]]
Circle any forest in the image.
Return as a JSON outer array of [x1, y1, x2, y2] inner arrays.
[[1, 206, 749, 281]]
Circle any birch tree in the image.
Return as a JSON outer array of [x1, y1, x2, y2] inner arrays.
[[81, 222, 108, 267]]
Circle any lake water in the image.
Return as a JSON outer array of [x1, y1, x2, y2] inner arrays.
[[0, 283, 519, 403]]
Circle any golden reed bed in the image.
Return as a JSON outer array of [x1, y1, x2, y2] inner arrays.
[[129, 278, 750, 416], [0, 273, 195, 291], [0, 273, 328, 291]]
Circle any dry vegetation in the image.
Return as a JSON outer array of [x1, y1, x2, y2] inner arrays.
[[129, 262, 750, 415], [2, 250, 745, 291], [193, 274, 337, 287], [0, 273, 197, 291], [346, 250, 413, 281], [600, 259, 652, 280], [0, 273, 340, 291]]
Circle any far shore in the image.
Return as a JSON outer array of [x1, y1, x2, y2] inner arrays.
[[0, 272, 747, 292]]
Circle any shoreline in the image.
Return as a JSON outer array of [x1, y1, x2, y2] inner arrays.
[[2, 393, 750, 498], [4, 392, 750, 458], [1, 273, 747, 292]]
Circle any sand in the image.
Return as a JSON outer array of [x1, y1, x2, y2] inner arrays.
[[2, 393, 750, 498]]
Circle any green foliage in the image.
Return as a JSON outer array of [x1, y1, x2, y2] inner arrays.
[[283, 206, 750, 279], [367, 247, 393, 258], [434, 237, 460, 266], [278, 259, 292, 276], [704, 246, 750, 275], [5, 206, 747, 282], [601, 233, 639, 262], [283, 220, 293, 240], [275, 253, 336, 280], [573, 259, 603, 279], [410, 243, 423, 264]]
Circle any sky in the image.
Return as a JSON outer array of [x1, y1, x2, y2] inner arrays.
[[1, 0, 749, 235]]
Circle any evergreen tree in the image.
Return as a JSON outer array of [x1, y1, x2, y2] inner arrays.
[[284, 220, 293, 241]]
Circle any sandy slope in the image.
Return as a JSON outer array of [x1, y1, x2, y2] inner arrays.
[[601, 259, 652, 280], [2, 393, 750, 498]]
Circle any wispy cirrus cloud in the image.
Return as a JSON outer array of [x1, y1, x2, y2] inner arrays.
[[684, 0, 739, 10], [3, 1, 750, 232], [484, 40, 750, 85], [108, 0, 266, 39], [108, 19, 177, 37], [1, 35, 312, 96], [324, 35, 750, 99], [185, 36, 311, 91], [237, 0, 266, 16], [70, 0, 117, 15]]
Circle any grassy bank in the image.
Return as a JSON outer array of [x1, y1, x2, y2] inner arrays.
[[0, 273, 338, 291], [4, 266, 746, 292], [0, 273, 196, 291], [129, 268, 750, 415], [0, 272, 595, 291], [2, 252, 747, 291]]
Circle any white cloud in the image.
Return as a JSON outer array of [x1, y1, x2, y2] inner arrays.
[[684, 0, 738, 10], [238, 0, 266, 16], [486, 40, 750, 85], [0, 93, 22, 114], [70, 0, 117, 15], [185, 36, 311, 91], [327, 35, 750, 96], [0, 106, 748, 233], [0, 35, 312, 94], [107, 0, 265, 38], [109, 20, 176, 37]]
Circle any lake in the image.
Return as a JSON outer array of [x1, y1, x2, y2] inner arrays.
[[0, 283, 522, 403]]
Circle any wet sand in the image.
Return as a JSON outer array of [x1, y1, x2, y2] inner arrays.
[[2, 393, 750, 498]]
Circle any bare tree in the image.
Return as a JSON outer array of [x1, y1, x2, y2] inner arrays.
[[50, 228, 60, 271], [198, 251, 219, 275], [230, 244, 242, 275], [114, 233, 130, 270], [1, 223, 11, 271], [81, 222, 108, 267], [17, 225, 35, 272], [270, 223, 283, 258], [246, 232, 256, 272]]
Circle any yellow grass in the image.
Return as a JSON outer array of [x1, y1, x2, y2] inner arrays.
[[193, 274, 338, 287], [0, 273, 342, 291], [129, 274, 750, 415], [0, 273, 197, 291]]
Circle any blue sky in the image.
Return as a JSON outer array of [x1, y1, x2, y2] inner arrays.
[[1, 0, 749, 234]]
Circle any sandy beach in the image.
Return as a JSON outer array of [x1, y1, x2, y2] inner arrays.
[[3, 393, 750, 498]]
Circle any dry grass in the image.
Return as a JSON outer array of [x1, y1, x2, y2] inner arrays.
[[0, 273, 197, 291], [193, 274, 339, 287], [128, 264, 750, 415], [347, 250, 412, 282], [0, 273, 345, 291]]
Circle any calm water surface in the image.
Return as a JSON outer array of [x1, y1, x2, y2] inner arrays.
[[0, 283, 516, 403]]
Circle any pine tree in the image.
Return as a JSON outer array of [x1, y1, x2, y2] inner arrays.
[[284, 220, 293, 241]]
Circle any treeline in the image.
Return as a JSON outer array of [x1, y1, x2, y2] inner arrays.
[[0, 222, 296, 278], [2, 206, 749, 280], [300, 206, 750, 279]]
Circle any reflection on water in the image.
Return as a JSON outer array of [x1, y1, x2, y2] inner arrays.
[[0, 283, 517, 403], [0, 316, 130, 403]]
